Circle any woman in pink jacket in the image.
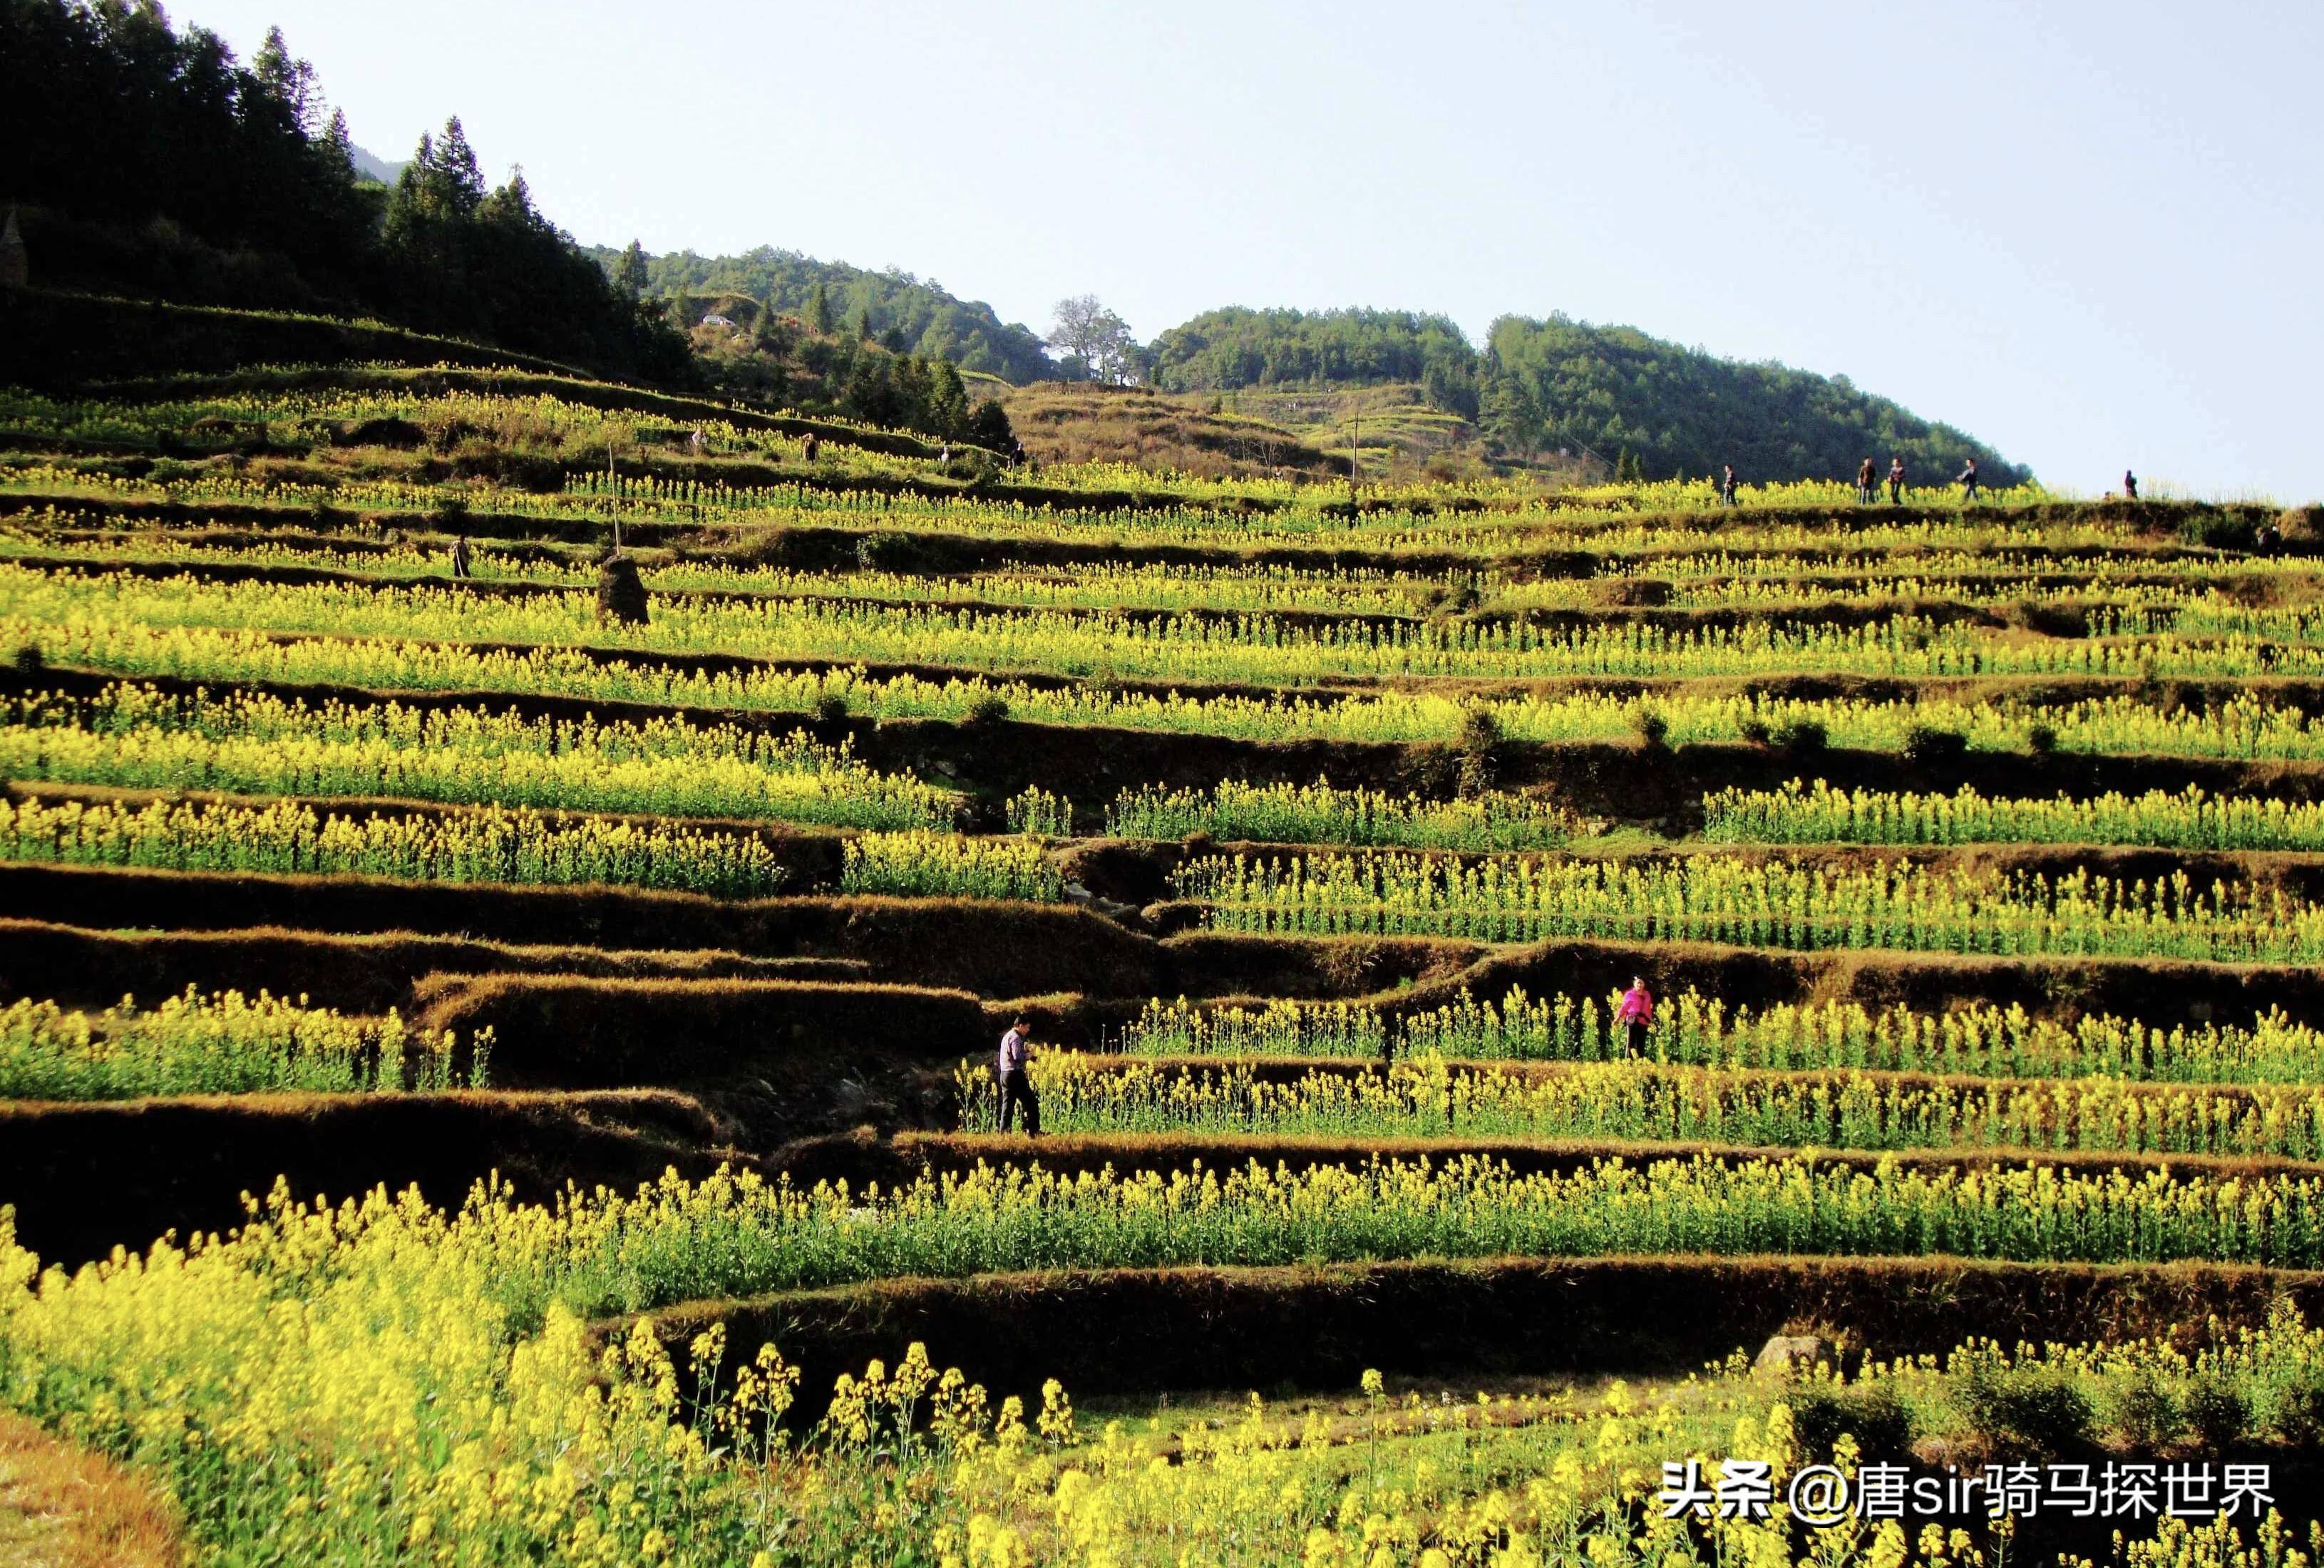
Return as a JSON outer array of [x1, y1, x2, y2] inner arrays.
[[1616, 976, 1654, 1059]]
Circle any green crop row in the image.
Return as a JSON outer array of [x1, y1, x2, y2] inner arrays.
[[1178, 851, 2324, 964], [19, 564, 2324, 684], [0, 683, 959, 830], [0, 986, 486, 1100], [24, 602, 2324, 761], [1705, 779, 2324, 851], [1106, 778, 1589, 851], [1119, 989, 2324, 1085], [968, 1052, 2324, 1160], [0, 793, 793, 898]]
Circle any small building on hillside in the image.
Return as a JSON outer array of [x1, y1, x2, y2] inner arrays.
[[700, 313, 735, 330], [0, 208, 27, 289]]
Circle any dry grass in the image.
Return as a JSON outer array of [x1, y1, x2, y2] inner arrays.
[[0, 1415, 180, 1568], [996, 384, 1348, 478]]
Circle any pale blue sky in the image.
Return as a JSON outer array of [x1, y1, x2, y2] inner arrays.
[[190, 0, 2319, 498]]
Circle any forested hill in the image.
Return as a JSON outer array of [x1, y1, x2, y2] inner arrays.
[[1149, 308, 1480, 412], [1138, 303, 2027, 485], [1483, 314, 2029, 487], [0, 0, 688, 385], [602, 246, 1054, 384]]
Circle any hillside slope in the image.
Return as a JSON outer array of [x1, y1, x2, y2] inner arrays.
[[1136, 303, 2027, 486], [608, 245, 1052, 383], [1484, 313, 2029, 486]]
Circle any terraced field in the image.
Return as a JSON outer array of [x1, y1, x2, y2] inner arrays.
[[4, 368, 2324, 1565]]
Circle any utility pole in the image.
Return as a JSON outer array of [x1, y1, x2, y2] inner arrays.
[[608, 440, 622, 553], [1347, 403, 1360, 515]]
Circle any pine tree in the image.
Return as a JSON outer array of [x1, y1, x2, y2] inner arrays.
[[612, 240, 649, 302], [928, 361, 970, 437], [431, 117, 485, 217], [807, 282, 833, 335]]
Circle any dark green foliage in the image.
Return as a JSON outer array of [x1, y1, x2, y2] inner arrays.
[[1739, 718, 1773, 747], [0, 1, 689, 385], [2184, 1378, 2249, 1452], [963, 399, 1019, 463], [1148, 308, 1477, 408], [1903, 726, 1970, 765], [1961, 1368, 2094, 1456], [1483, 314, 2030, 485], [11, 643, 44, 675], [2027, 722, 2060, 755], [813, 693, 850, 726], [1791, 1385, 1913, 1462], [2110, 1371, 2182, 1450], [605, 246, 1050, 383], [0, 4, 376, 299], [1630, 706, 1670, 749], [964, 695, 1011, 729], [1776, 718, 1829, 757], [2271, 1373, 2324, 1445]]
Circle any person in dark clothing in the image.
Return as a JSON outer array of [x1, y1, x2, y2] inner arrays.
[[449, 534, 473, 579], [2124, 469, 2139, 500], [1719, 465, 1739, 507], [1958, 459, 1981, 503], [1856, 458, 1876, 505], [997, 1017, 1040, 1135], [1887, 458, 1906, 505], [803, 433, 821, 463]]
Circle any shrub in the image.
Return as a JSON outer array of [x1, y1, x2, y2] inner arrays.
[[1791, 1384, 1913, 1462], [2184, 1378, 2249, 1452], [2111, 1371, 2182, 1450], [1776, 717, 1828, 757], [1739, 718, 1772, 747], [1961, 1369, 2094, 1456], [2269, 1373, 2324, 1445], [1630, 706, 1670, 750], [964, 694, 1011, 729], [11, 644, 43, 676], [2026, 721, 2059, 755], [813, 693, 850, 726], [1903, 726, 1968, 765]]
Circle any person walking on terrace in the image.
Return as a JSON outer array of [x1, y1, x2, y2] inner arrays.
[[1719, 464, 1739, 507], [997, 1016, 1041, 1136], [449, 532, 473, 579], [2124, 468, 2140, 501], [1887, 457, 1906, 505], [1957, 458, 1981, 504], [1856, 457, 1877, 505], [1616, 976, 1655, 1059]]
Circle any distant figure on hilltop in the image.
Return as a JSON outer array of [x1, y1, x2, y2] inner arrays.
[[1719, 464, 1739, 507], [1888, 457, 1906, 505], [2124, 469, 2140, 501], [1856, 458, 1876, 505], [1958, 458, 1981, 504]]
